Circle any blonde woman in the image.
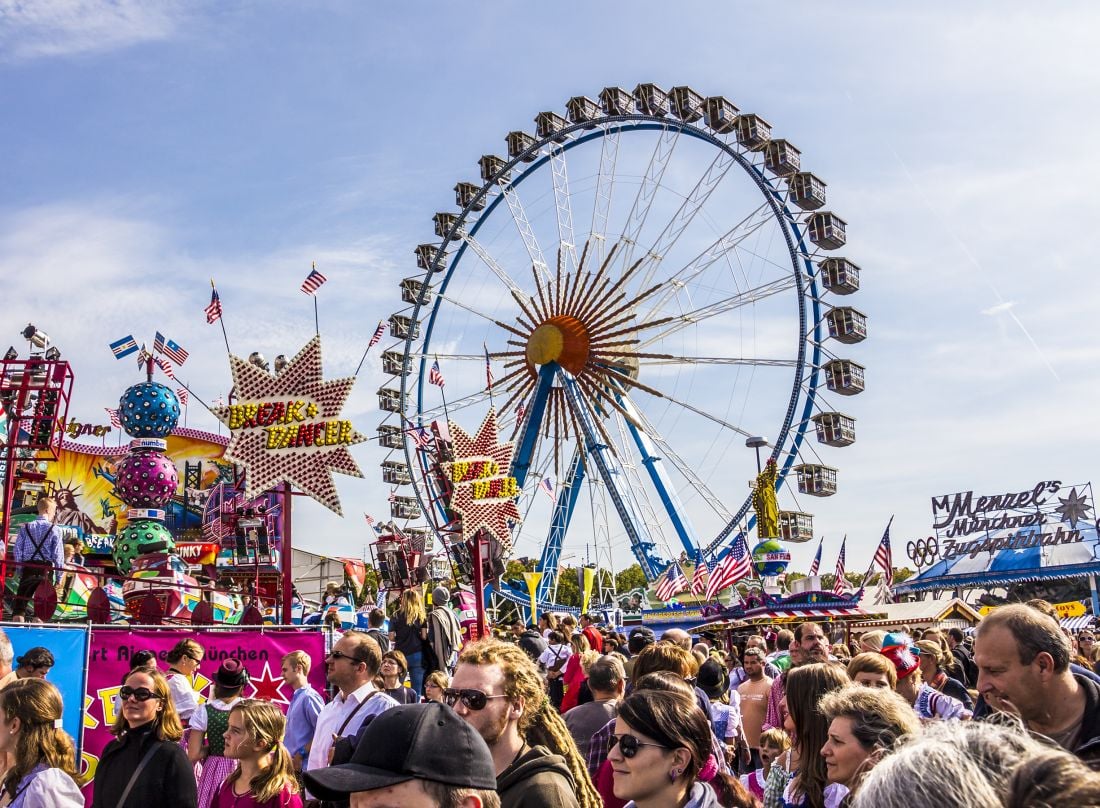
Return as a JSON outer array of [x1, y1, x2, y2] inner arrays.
[[422, 670, 449, 703], [389, 588, 427, 695], [0, 679, 82, 807], [216, 700, 301, 808]]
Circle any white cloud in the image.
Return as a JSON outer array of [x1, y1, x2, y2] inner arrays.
[[0, 0, 186, 61], [981, 301, 1017, 316]]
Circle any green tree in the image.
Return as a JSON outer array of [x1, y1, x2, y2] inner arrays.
[[615, 563, 648, 594], [892, 567, 915, 584], [553, 566, 582, 607]]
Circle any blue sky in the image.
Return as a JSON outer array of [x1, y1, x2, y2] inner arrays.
[[2, 2, 1098, 579]]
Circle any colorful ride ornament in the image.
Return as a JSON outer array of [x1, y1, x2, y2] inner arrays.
[[112, 519, 176, 575], [114, 451, 179, 508], [118, 381, 180, 438]]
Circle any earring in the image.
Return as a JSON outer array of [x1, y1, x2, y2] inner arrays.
[[668, 768, 681, 782]]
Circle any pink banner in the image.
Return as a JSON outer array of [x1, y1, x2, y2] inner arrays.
[[81, 628, 327, 794]]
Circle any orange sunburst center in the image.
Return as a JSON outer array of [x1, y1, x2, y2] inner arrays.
[[525, 315, 590, 375]]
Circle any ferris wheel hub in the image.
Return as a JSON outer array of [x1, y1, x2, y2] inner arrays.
[[525, 315, 590, 374]]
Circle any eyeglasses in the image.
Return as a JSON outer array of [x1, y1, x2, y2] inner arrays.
[[1082, 637, 1095, 643], [424, 682, 441, 690], [326, 650, 365, 664], [608, 733, 669, 758], [119, 686, 161, 702], [442, 688, 511, 711], [184, 653, 203, 665]]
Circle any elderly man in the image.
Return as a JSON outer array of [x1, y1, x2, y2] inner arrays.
[[974, 603, 1100, 762], [305, 702, 500, 808], [307, 631, 398, 774]]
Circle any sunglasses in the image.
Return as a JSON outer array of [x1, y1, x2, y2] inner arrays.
[[119, 686, 161, 702], [1082, 637, 1095, 643], [609, 733, 669, 758], [442, 688, 511, 711], [184, 653, 203, 665], [326, 650, 365, 664]]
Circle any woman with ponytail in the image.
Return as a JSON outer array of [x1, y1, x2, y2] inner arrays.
[[216, 700, 301, 808], [0, 679, 82, 807]]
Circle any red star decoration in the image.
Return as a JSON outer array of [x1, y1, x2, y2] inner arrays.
[[247, 660, 288, 704], [443, 408, 521, 553], [212, 335, 366, 515]]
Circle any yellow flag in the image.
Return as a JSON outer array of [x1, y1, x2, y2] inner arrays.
[[522, 571, 543, 624], [582, 567, 596, 614]]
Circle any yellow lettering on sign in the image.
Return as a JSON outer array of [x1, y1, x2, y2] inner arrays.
[[472, 480, 489, 499]]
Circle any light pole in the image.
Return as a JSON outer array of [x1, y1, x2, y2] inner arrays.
[[746, 436, 769, 473]]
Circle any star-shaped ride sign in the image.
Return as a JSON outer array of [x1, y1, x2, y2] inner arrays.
[[1056, 486, 1093, 530], [442, 408, 522, 552], [212, 336, 366, 515]]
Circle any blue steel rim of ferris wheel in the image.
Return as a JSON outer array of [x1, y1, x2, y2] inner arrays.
[[398, 112, 824, 569]]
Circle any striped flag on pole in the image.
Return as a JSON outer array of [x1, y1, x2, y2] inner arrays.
[[704, 534, 753, 601], [205, 286, 223, 324], [301, 264, 328, 295], [109, 335, 138, 360], [484, 344, 494, 390], [105, 408, 121, 428], [873, 518, 894, 578], [516, 400, 528, 421], [833, 538, 848, 596], [176, 387, 189, 406], [808, 536, 824, 576], [655, 563, 688, 602], [364, 513, 375, 526], [691, 552, 709, 595], [367, 321, 386, 349], [154, 356, 176, 381], [388, 488, 397, 503], [539, 477, 554, 500], [408, 425, 432, 449], [154, 332, 189, 365], [428, 359, 445, 388]]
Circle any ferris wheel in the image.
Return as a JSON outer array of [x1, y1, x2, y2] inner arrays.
[[376, 84, 867, 608]]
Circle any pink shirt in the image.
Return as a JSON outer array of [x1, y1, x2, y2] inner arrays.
[[212, 780, 303, 808]]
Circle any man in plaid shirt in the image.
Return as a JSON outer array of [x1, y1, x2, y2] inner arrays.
[[11, 497, 64, 622]]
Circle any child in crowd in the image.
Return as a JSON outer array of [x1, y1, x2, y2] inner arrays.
[[215, 699, 302, 808], [190, 658, 251, 808], [741, 727, 790, 802]]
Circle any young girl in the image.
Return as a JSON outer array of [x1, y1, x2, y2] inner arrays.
[[0, 679, 83, 808], [189, 659, 251, 808], [741, 727, 789, 802], [215, 700, 301, 808]]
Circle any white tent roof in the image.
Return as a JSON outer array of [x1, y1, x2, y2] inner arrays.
[[851, 596, 982, 629]]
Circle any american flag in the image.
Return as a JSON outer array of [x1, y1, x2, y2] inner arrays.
[[429, 359, 445, 388], [136, 345, 151, 368], [516, 400, 527, 420], [873, 518, 894, 577], [408, 425, 432, 449], [833, 538, 848, 596], [808, 537, 824, 576], [367, 321, 386, 349], [176, 387, 189, 406], [205, 287, 223, 324], [364, 513, 375, 526], [691, 552, 709, 595], [300, 264, 328, 295], [539, 477, 554, 500], [105, 408, 121, 428], [154, 356, 175, 381], [154, 331, 189, 365], [655, 563, 688, 602], [388, 488, 397, 503], [484, 344, 494, 389], [705, 533, 753, 601]]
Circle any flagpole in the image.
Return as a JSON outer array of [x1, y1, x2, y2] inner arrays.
[[312, 263, 320, 336], [354, 320, 385, 377], [484, 342, 495, 410], [435, 355, 451, 425], [212, 279, 231, 356]]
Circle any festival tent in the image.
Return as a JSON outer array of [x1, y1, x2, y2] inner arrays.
[[850, 596, 982, 632], [894, 520, 1100, 596]]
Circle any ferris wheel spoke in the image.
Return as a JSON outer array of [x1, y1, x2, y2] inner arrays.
[[636, 275, 798, 349], [614, 125, 681, 277], [588, 125, 620, 266], [498, 178, 552, 285], [435, 292, 513, 328], [455, 230, 527, 297], [635, 148, 737, 291], [549, 141, 578, 274], [637, 356, 799, 367], [637, 202, 773, 326], [416, 389, 492, 421]]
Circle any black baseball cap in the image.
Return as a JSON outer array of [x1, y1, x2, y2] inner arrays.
[[304, 702, 497, 798]]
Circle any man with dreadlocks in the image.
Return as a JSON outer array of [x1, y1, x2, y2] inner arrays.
[[450, 638, 599, 808]]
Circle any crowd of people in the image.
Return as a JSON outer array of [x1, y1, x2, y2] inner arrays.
[[3, 589, 1100, 806]]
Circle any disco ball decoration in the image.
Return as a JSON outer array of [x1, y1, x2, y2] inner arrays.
[[119, 381, 180, 438], [113, 519, 176, 575], [114, 452, 179, 508], [751, 539, 792, 578]]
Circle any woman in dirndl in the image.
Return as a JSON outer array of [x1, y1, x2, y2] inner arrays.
[[188, 658, 250, 808]]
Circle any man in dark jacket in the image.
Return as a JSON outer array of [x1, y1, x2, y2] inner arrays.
[[974, 603, 1100, 765], [947, 627, 978, 688], [513, 622, 547, 662], [451, 639, 582, 808]]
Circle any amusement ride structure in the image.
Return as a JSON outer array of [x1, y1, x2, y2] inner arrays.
[[371, 84, 868, 616]]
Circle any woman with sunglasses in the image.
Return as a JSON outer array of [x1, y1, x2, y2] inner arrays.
[[166, 639, 204, 728], [92, 668, 197, 808], [0, 679, 83, 808], [608, 688, 753, 808], [378, 650, 418, 704]]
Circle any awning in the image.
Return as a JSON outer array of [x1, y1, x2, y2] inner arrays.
[[1061, 615, 1095, 631]]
